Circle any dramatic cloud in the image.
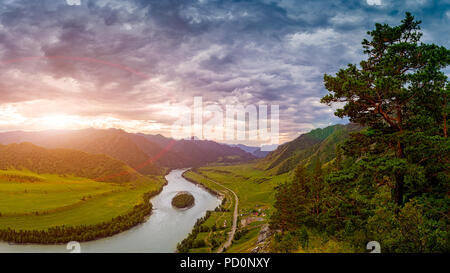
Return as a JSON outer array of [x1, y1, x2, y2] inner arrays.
[[0, 0, 449, 144]]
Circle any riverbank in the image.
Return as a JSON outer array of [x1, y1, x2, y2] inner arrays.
[[182, 170, 222, 198], [177, 170, 236, 253]]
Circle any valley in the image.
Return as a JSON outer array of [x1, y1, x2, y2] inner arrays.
[[0, 122, 447, 253], [0, 129, 254, 247], [0, 124, 356, 249]]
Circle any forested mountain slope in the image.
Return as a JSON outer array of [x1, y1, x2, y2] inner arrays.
[[257, 124, 361, 174]]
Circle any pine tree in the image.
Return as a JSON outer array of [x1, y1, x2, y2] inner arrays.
[[321, 12, 450, 205]]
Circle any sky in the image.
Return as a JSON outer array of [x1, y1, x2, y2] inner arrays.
[[0, 0, 449, 145]]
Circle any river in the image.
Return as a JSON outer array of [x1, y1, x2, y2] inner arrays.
[[0, 169, 221, 253]]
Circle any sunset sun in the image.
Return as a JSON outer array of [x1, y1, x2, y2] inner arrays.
[[38, 114, 79, 130]]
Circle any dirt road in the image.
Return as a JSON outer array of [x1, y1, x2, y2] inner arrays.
[[202, 176, 239, 253]]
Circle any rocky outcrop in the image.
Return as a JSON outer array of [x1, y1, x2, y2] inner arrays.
[[251, 224, 274, 253]]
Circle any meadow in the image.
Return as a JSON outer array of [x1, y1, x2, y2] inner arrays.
[[0, 169, 165, 231], [190, 163, 289, 211]]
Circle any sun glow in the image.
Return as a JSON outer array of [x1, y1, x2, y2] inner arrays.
[[37, 114, 81, 130], [0, 101, 170, 135]]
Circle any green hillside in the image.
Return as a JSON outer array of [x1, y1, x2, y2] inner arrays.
[[257, 124, 361, 174], [0, 143, 141, 183]]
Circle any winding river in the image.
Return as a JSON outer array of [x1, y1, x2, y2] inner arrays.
[[0, 169, 221, 253]]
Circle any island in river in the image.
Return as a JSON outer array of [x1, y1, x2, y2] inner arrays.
[[172, 191, 195, 209]]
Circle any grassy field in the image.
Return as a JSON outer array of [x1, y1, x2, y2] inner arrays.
[[0, 169, 165, 231], [183, 163, 290, 252], [190, 163, 290, 210]]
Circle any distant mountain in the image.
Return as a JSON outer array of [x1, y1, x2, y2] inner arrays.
[[252, 149, 271, 158], [172, 139, 255, 164], [136, 135, 256, 168], [136, 133, 173, 147], [229, 144, 270, 158], [230, 144, 259, 154], [257, 124, 361, 174], [0, 143, 140, 183], [0, 129, 256, 174]]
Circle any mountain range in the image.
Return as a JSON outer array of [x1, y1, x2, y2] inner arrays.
[[0, 128, 255, 175], [0, 123, 361, 178]]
